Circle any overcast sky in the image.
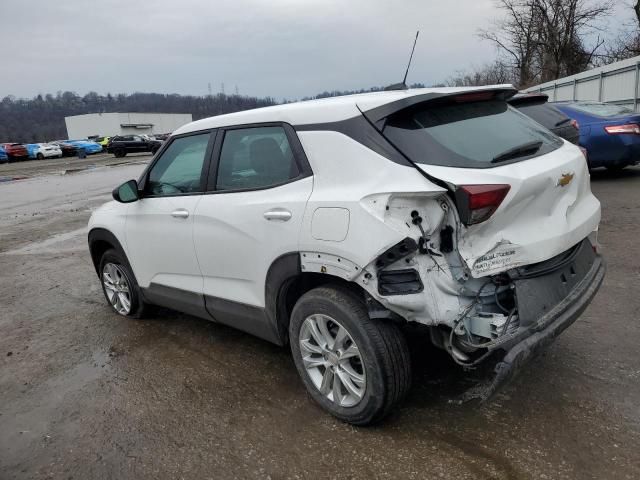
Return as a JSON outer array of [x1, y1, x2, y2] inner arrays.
[[0, 0, 633, 101]]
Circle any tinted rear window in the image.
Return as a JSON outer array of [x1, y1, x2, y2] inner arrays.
[[566, 102, 633, 117], [516, 103, 570, 130], [382, 100, 562, 168]]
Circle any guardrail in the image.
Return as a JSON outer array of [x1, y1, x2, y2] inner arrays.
[[525, 59, 640, 110]]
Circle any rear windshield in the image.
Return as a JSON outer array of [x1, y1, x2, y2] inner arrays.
[[566, 102, 633, 117], [515, 103, 570, 130], [382, 100, 563, 168]]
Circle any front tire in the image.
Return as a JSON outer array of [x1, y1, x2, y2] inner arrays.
[[36, 153, 44, 160], [99, 249, 146, 318], [289, 286, 411, 425]]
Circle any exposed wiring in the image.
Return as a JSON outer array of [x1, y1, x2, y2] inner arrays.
[[494, 286, 510, 313], [445, 280, 518, 367]]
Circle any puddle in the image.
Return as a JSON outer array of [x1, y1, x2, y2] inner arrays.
[[2, 227, 87, 255], [0, 175, 29, 183]]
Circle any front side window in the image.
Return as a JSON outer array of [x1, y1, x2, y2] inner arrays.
[[216, 126, 300, 191], [146, 133, 210, 196], [383, 100, 563, 168]]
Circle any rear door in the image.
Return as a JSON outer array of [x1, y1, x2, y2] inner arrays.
[[362, 91, 601, 277], [193, 124, 313, 315]]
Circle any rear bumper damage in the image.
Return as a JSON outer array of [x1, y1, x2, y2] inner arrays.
[[469, 248, 605, 401]]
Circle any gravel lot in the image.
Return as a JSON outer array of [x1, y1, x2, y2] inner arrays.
[[0, 158, 639, 479]]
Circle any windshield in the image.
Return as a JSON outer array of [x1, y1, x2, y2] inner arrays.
[[382, 100, 562, 168], [567, 102, 633, 117]]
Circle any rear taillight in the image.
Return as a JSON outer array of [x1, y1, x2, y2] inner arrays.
[[604, 124, 640, 135], [571, 119, 579, 130], [454, 184, 511, 226]]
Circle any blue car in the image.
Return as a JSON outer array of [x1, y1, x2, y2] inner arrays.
[[66, 140, 103, 155], [554, 101, 640, 170], [25, 143, 40, 159], [0, 145, 7, 163]]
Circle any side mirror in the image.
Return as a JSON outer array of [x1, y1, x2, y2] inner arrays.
[[112, 179, 140, 203]]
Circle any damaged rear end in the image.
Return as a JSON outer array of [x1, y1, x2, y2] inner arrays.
[[355, 87, 605, 396]]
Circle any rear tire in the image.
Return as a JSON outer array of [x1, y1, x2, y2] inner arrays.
[[114, 149, 126, 158], [99, 249, 146, 318], [289, 286, 411, 425], [36, 153, 44, 160]]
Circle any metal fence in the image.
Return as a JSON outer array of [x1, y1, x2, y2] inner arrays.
[[524, 55, 640, 111]]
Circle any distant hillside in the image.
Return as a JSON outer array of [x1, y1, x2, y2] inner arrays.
[[0, 84, 426, 143], [301, 83, 425, 100], [0, 91, 276, 143]]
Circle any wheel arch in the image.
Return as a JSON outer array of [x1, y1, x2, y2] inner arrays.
[[88, 228, 136, 282], [266, 252, 393, 345]]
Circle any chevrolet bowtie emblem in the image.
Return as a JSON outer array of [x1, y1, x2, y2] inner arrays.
[[557, 172, 575, 187]]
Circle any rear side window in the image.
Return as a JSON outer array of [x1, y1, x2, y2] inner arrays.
[[516, 103, 570, 130], [382, 100, 562, 168], [216, 126, 300, 191]]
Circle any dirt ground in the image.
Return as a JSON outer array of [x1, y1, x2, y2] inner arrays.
[[0, 159, 639, 480]]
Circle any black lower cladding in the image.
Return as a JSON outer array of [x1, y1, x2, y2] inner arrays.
[[140, 283, 282, 345], [513, 239, 596, 326]]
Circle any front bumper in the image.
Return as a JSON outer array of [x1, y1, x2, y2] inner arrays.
[[470, 248, 605, 401]]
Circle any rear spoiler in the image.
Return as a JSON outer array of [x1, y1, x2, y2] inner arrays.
[[360, 86, 518, 130], [507, 93, 550, 107]]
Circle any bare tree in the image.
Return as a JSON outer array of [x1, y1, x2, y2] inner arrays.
[[480, 0, 612, 87], [445, 61, 519, 87], [598, 1, 640, 63]]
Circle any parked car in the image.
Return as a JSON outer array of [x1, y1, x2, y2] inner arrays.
[[509, 93, 580, 145], [66, 140, 103, 155], [50, 141, 78, 157], [92, 136, 111, 149], [89, 86, 605, 425], [26, 143, 63, 160], [106, 135, 162, 157], [554, 101, 640, 171], [153, 132, 171, 141], [1, 143, 28, 161], [0, 145, 7, 163]]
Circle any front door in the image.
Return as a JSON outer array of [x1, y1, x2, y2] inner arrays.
[[125, 131, 215, 315]]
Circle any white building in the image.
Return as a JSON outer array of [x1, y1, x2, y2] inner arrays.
[[64, 112, 193, 139], [525, 55, 640, 111]]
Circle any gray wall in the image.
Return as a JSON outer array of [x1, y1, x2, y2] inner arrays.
[[64, 112, 193, 139], [524, 55, 640, 110]]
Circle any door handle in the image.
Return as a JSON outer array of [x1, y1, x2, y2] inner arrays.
[[171, 209, 189, 219], [263, 208, 292, 221]]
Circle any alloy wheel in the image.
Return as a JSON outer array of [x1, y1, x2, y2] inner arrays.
[[102, 262, 132, 315], [299, 314, 366, 408]]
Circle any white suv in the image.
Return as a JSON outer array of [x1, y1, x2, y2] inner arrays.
[[88, 85, 605, 425]]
